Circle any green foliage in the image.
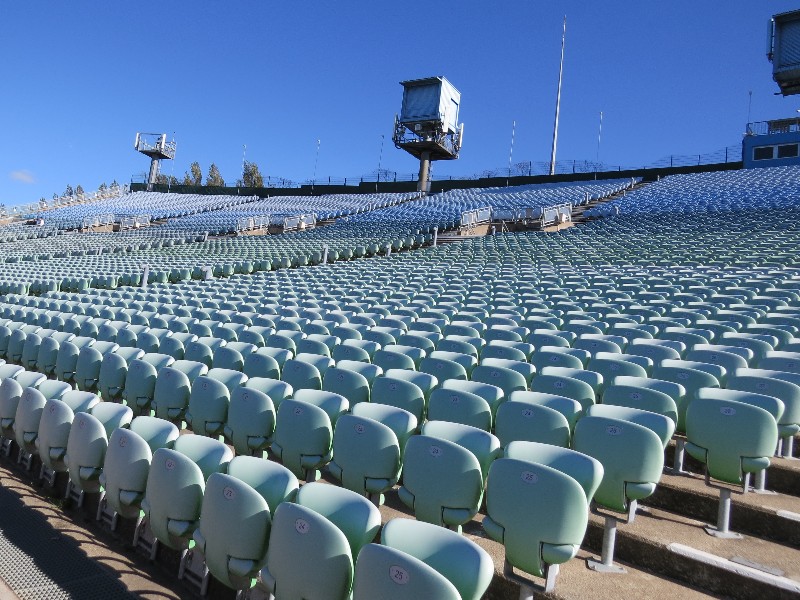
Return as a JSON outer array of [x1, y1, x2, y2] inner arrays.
[[156, 174, 179, 186], [185, 161, 202, 186], [205, 163, 225, 187], [64, 184, 74, 197], [237, 160, 265, 187], [75, 184, 84, 195]]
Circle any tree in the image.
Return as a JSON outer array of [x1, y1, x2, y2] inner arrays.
[[110, 179, 119, 189], [98, 182, 107, 192], [237, 160, 265, 187], [206, 163, 225, 187], [64, 184, 74, 197], [75, 184, 84, 196], [156, 174, 179, 186], [184, 161, 202, 186]]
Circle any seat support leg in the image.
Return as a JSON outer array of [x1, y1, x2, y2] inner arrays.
[[705, 487, 742, 539], [672, 438, 685, 473], [783, 436, 796, 459], [587, 516, 626, 573]]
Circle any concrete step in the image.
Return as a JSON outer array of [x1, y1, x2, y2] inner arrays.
[[5, 448, 800, 600], [649, 470, 800, 547], [584, 504, 800, 600], [665, 439, 800, 498]]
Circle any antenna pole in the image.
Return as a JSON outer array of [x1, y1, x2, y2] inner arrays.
[[242, 144, 247, 185], [377, 134, 385, 192], [312, 139, 321, 195], [549, 15, 567, 176], [507, 119, 516, 186], [595, 111, 603, 175]]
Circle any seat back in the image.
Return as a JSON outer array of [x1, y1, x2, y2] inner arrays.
[[685, 398, 778, 484], [124, 359, 160, 414], [727, 373, 800, 428], [494, 401, 570, 448], [195, 473, 271, 590], [352, 543, 461, 600], [586, 404, 676, 448], [243, 352, 280, 379], [381, 518, 493, 600], [323, 367, 370, 407], [65, 411, 117, 493], [572, 415, 664, 513], [351, 403, 417, 451], [651, 364, 720, 432], [263, 501, 354, 600], [0, 378, 23, 438], [296, 481, 382, 558], [398, 434, 483, 528], [36, 398, 77, 472], [224, 387, 275, 455], [530, 374, 595, 412], [226, 455, 298, 513], [427, 387, 492, 431], [14, 387, 48, 454], [602, 384, 678, 425], [384, 369, 438, 401], [281, 358, 322, 391], [271, 398, 334, 480], [370, 376, 425, 422], [329, 414, 401, 500], [422, 420, 501, 481], [504, 440, 604, 501], [482, 457, 589, 579], [103, 427, 158, 518], [75, 347, 104, 392], [143, 448, 206, 550], [186, 376, 230, 438], [471, 364, 527, 396]]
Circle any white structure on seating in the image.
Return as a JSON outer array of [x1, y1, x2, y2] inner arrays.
[[393, 76, 464, 195], [134, 133, 176, 192]]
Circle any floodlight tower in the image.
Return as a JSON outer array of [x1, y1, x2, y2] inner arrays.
[[768, 10, 800, 96], [134, 133, 176, 191], [393, 76, 464, 195]]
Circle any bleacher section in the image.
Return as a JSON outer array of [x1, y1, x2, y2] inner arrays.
[[0, 166, 799, 599], [585, 165, 800, 217]]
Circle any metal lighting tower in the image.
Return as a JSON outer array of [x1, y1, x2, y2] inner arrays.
[[768, 10, 800, 96], [549, 16, 567, 176], [134, 133, 176, 191], [393, 76, 464, 195]]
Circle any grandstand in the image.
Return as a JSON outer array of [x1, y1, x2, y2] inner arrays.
[[0, 159, 798, 600]]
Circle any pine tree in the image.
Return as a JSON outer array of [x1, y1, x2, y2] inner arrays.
[[64, 184, 74, 197], [75, 184, 84, 195], [237, 161, 265, 187], [206, 163, 225, 187], [98, 182, 107, 192], [156, 174, 179, 185], [189, 162, 202, 186]]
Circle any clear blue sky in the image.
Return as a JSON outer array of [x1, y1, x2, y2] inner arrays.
[[1, 1, 798, 204]]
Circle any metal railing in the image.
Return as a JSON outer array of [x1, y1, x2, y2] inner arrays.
[[283, 213, 316, 232], [236, 216, 270, 232], [82, 214, 115, 228], [746, 119, 800, 136], [130, 144, 743, 194], [117, 214, 151, 230], [541, 203, 572, 227], [461, 207, 492, 229]]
